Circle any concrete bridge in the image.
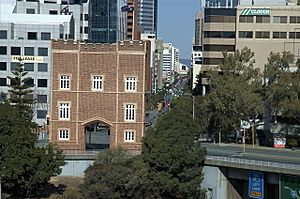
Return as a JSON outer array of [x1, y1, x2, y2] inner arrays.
[[60, 144, 300, 199], [202, 144, 300, 199], [206, 154, 300, 175]]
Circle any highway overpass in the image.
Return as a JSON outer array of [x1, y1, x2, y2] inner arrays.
[[202, 143, 300, 199], [61, 143, 300, 199], [203, 143, 300, 175]]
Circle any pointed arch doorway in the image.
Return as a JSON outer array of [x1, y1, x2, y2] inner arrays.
[[84, 121, 110, 150]]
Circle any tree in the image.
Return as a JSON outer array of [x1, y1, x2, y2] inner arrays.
[[192, 73, 203, 96], [183, 70, 193, 94], [82, 99, 207, 199], [200, 47, 263, 140], [142, 100, 207, 199], [0, 64, 65, 197], [82, 149, 150, 199], [264, 51, 300, 123], [0, 103, 64, 197], [145, 89, 167, 111], [7, 63, 35, 122]]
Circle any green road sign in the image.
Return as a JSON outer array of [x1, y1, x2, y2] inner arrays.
[[240, 8, 270, 16], [280, 175, 300, 199]]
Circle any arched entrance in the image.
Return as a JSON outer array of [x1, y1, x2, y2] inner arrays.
[[85, 121, 110, 150]]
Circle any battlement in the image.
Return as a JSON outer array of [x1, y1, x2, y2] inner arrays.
[[52, 40, 148, 52]]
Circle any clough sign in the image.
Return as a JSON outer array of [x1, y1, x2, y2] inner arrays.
[[240, 8, 270, 16], [11, 56, 44, 63]]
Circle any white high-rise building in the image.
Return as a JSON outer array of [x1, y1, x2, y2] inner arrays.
[[162, 43, 179, 84], [0, 0, 86, 126], [141, 33, 157, 92], [162, 48, 172, 84], [13, 0, 89, 41]]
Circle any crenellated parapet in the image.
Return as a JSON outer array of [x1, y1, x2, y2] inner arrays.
[[52, 40, 149, 52]]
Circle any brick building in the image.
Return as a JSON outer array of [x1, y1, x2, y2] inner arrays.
[[50, 40, 151, 154]]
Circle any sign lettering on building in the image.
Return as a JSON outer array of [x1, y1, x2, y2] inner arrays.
[[11, 56, 44, 63], [240, 8, 270, 16]]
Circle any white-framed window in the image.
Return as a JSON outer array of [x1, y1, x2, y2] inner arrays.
[[125, 76, 137, 92], [59, 102, 70, 120], [60, 75, 70, 90], [124, 130, 135, 142], [92, 75, 103, 91], [125, 104, 135, 121], [58, 129, 69, 140]]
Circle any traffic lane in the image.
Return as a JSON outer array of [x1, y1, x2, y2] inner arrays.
[[202, 143, 300, 157], [202, 143, 300, 158], [205, 147, 300, 165], [203, 143, 300, 165]]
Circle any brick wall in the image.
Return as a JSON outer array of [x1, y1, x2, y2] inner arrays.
[[50, 40, 150, 153]]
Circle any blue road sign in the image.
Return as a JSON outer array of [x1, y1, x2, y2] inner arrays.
[[249, 171, 264, 199]]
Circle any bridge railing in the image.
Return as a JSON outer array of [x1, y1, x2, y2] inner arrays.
[[206, 155, 300, 171], [63, 150, 99, 155], [63, 149, 141, 156]]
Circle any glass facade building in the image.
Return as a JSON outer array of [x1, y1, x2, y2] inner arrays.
[[138, 0, 158, 35], [202, 0, 238, 8], [88, 0, 126, 43]]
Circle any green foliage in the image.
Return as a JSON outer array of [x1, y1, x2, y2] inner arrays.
[[264, 52, 300, 122], [142, 105, 207, 198], [145, 91, 165, 111], [7, 63, 36, 125], [183, 71, 193, 94], [0, 66, 65, 197], [192, 73, 203, 96], [195, 47, 263, 136], [287, 138, 298, 147], [0, 103, 64, 197], [82, 149, 150, 199], [192, 48, 300, 142], [7, 64, 34, 101], [82, 107, 207, 199], [50, 188, 83, 199]]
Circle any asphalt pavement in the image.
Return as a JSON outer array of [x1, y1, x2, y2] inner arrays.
[[202, 143, 300, 165]]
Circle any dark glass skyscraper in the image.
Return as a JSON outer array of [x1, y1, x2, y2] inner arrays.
[[202, 0, 238, 8], [88, 0, 126, 43]]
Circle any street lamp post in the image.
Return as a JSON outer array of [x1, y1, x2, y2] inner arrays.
[[192, 95, 195, 119], [184, 93, 195, 119]]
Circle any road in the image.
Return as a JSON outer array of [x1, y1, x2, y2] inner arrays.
[[202, 143, 300, 165]]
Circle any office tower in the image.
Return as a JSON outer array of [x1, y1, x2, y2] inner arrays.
[[88, 0, 127, 43], [14, 0, 89, 41], [138, 0, 158, 35], [0, 0, 75, 126], [154, 38, 164, 90], [125, 0, 140, 40], [192, 0, 300, 94], [162, 43, 179, 85], [202, 0, 239, 8]]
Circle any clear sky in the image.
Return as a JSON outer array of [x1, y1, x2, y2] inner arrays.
[[158, 0, 201, 59]]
